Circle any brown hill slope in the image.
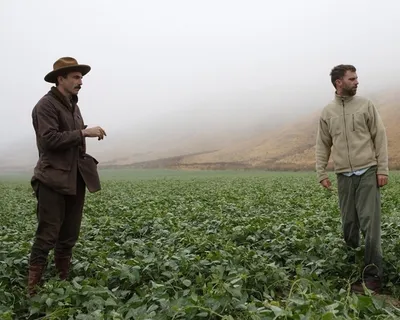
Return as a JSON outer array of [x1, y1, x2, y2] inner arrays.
[[125, 91, 400, 170], [178, 111, 321, 170]]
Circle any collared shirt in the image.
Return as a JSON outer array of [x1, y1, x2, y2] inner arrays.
[[341, 167, 369, 177]]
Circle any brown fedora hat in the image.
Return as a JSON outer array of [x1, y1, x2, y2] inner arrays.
[[44, 57, 91, 83]]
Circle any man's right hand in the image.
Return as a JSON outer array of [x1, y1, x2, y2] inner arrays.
[[320, 178, 332, 190], [82, 126, 107, 140]]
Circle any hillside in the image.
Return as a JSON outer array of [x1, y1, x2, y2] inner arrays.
[[3, 91, 399, 173], [0, 107, 290, 172], [123, 91, 400, 171]]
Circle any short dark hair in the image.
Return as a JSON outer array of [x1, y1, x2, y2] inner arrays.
[[330, 64, 356, 88], [55, 72, 69, 86]]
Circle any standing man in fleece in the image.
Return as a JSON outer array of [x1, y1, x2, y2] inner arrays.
[[28, 57, 107, 296], [315, 64, 388, 293]]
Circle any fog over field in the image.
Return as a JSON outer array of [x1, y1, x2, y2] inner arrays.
[[1, 0, 400, 171]]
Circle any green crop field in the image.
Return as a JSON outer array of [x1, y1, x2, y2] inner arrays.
[[1, 170, 400, 319]]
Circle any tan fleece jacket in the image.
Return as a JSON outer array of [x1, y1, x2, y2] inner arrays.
[[315, 94, 388, 182]]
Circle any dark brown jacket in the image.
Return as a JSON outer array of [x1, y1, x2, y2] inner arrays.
[[31, 87, 101, 195]]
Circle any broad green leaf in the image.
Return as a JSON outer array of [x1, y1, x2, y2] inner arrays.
[[182, 279, 192, 287], [196, 312, 208, 317]]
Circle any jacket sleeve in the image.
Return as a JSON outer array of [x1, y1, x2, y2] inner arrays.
[[368, 101, 389, 176], [34, 101, 84, 151], [315, 116, 332, 182]]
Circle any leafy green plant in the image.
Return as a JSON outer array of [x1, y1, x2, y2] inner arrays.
[[1, 171, 400, 319]]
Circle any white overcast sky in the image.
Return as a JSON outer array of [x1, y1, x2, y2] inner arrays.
[[1, 0, 400, 156]]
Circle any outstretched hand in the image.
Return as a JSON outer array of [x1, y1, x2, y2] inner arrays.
[[82, 126, 107, 140]]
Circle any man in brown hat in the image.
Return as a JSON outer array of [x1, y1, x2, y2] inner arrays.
[[28, 57, 106, 296]]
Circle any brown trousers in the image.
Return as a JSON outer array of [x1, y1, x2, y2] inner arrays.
[[29, 173, 86, 265]]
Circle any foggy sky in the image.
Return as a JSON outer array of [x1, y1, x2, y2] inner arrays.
[[1, 0, 400, 167]]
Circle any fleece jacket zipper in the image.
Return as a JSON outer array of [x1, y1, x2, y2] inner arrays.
[[342, 99, 354, 172]]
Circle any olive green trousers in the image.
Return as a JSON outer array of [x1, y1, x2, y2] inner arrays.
[[337, 165, 382, 280]]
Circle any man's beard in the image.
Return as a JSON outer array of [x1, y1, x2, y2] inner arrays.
[[342, 86, 357, 96]]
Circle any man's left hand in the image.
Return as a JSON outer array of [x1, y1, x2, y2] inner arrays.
[[377, 174, 388, 187]]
